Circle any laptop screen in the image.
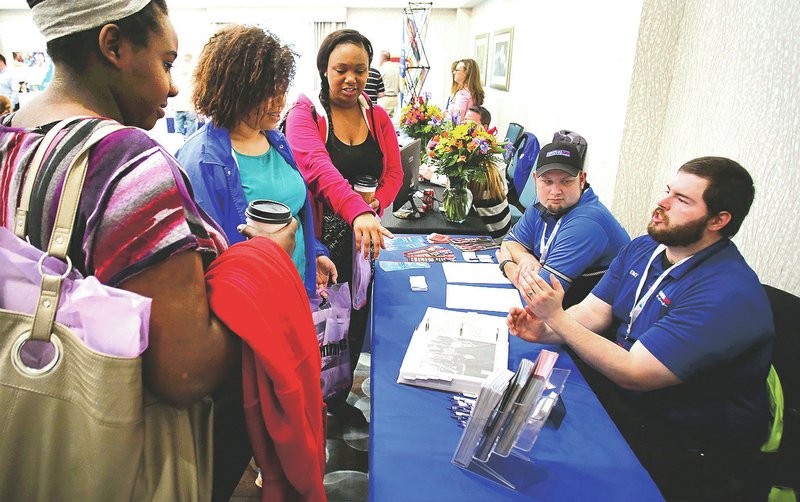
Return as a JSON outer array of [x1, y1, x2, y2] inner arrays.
[[393, 138, 422, 211]]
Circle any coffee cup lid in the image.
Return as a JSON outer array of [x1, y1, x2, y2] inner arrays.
[[354, 175, 378, 188], [246, 199, 292, 224]]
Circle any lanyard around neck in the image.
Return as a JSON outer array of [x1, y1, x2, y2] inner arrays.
[[626, 244, 693, 338], [539, 218, 563, 264]]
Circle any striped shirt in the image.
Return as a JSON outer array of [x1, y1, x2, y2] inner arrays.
[[473, 196, 511, 241], [0, 115, 226, 287], [365, 68, 385, 105]]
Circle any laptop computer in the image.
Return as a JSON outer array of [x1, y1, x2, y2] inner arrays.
[[393, 138, 422, 211]]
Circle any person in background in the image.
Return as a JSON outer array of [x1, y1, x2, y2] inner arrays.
[[0, 54, 19, 111], [0, 1, 298, 500], [498, 141, 630, 308], [464, 104, 497, 135], [377, 50, 400, 118], [0, 95, 11, 115], [447, 58, 484, 123], [468, 157, 512, 241], [421, 104, 495, 186], [172, 52, 197, 137], [365, 65, 384, 105], [176, 25, 336, 299], [285, 28, 402, 426], [508, 157, 774, 500], [458, 105, 510, 239]]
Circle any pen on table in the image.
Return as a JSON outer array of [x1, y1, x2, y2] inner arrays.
[[449, 405, 473, 412], [449, 395, 475, 404]]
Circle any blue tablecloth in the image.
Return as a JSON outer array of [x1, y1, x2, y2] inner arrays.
[[368, 262, 664, 501]]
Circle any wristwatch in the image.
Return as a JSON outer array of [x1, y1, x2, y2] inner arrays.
[[499, 259, 514, 279]]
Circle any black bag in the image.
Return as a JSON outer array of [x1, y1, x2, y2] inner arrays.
[[552, 130, 588, 161]]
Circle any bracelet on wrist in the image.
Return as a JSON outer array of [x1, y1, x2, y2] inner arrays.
[[499, 259, 514, 279]]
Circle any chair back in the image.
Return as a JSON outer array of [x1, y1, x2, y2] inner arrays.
[[502, 122, 525, 163], [763, 284, 800, 490]]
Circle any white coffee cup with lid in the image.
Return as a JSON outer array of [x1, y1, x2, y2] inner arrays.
[[353, 175, 378, 204], [245, 199, 292, 233]]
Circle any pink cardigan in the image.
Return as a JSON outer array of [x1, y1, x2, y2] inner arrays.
[[285, 93, 403, 237], [447, 88, 474, 123]]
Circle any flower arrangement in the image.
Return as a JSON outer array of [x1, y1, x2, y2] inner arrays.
[[399, 96, 444, 145], [427, 120, 505, 185], [427, 120, 505, 223]]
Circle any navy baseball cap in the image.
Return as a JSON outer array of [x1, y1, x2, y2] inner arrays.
[[536, 142, 583, 176]]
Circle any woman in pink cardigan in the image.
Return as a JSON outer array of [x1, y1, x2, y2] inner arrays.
[[447, 58, 485, 123], [285, 29, 402, 426]]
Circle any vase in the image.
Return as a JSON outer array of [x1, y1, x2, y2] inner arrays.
[[442, 177, 473, 224]]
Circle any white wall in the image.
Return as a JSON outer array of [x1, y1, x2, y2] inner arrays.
[[347, 7, 460, 109], [0, 9, 48, 95], [467, 0, 643, 206], [616, 0, 800, 295]]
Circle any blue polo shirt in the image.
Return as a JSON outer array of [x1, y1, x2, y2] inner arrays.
[[504, 186, 630, 289], [593, 235, 774, 448]]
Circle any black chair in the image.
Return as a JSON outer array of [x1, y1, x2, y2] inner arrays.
[[763, 284, 800, 493]]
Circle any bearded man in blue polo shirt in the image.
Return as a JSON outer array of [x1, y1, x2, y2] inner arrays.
[[508, 157, 774, 500], [498, 141, 630, 307]]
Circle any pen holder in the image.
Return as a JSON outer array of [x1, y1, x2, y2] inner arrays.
[[513, 368, 570, 452], [451, 368, 571, 491]]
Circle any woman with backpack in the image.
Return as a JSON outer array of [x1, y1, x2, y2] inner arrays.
[[284, 28, 403, 426]]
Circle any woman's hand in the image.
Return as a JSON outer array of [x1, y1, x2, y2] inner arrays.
[[369, 199, 380, 212], [353, 212, 394, 260], [238, 218, 298, 256], [316, 255, 338, 292]]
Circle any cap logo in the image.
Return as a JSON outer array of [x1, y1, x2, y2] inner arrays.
[[546, 149, 571, 158]]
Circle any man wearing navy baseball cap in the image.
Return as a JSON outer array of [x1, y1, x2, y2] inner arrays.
[[498, 141, 629, 307]]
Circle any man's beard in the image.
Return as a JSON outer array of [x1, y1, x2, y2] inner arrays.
[[647, 208, 710, 247]]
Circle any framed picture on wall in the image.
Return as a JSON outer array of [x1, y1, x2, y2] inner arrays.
[[474, 33, 489, 85], [490, 28, 513, 91]]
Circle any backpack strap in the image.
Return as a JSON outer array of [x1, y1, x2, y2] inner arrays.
[[28, 123, 128, 343], [14, 116, 90, 239]]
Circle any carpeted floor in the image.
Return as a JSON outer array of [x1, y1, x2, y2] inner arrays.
[[230, 353, 372, 502]]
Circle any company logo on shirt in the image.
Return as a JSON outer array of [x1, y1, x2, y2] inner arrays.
[[546, 149, 571, 158], [657, 290, 671, 307], [629, 269, 639, 278]]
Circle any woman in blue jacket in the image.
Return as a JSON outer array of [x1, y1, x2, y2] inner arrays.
[[177, 25, 336, 298]]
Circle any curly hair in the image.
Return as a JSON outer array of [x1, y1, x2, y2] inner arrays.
[[315, 29, 373, 111], [193, 25, 297, 130]]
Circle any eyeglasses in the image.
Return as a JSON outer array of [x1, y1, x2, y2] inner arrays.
[[452, 68, 465, 74]]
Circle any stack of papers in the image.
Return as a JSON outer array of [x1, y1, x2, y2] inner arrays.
[[409, 275, 428, 291], [397, 307, 509, 395]]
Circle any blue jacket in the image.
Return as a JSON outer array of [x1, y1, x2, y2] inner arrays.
[[176, 121, 326, 298]]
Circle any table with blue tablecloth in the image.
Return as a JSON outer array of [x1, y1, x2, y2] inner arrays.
[[368, 258, 664, 501]]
